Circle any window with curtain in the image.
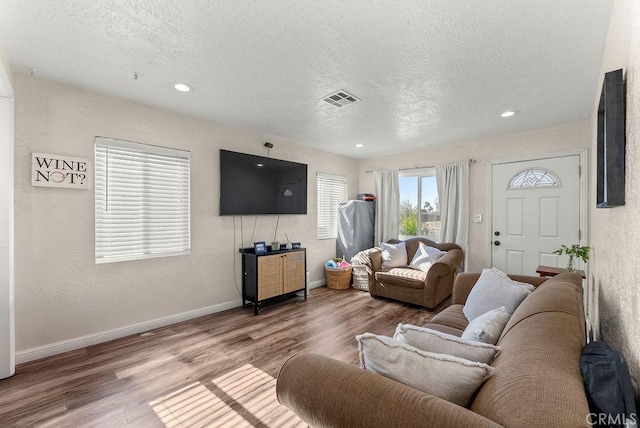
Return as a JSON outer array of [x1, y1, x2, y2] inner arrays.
[[398, 169, 440, 241], [95, 137, 191, 264], [316, 172, 348, 239]]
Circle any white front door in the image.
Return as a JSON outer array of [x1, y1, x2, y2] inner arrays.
[[491, 155, 581, 275]]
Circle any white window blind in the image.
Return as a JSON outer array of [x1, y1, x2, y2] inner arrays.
[[95, 137, 191, 264], [317, 172, 348, 239]]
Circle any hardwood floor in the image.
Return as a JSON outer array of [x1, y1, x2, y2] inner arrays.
[[0, 287, 443, 427]]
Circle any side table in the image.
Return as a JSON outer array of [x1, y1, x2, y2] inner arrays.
[[535, 265, 586, 279]]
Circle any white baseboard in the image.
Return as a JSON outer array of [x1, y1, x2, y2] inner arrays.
[[16, 299, 243, 365], [18, 281, 329, 365], [309, 279, 326, 289]]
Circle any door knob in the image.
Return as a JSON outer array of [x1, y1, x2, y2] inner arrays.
[[494, 231, 500, 236], [494, 240, 501, 246]]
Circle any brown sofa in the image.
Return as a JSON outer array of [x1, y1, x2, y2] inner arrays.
[[366, 237, 463, 309], [277, 272, 589, 427]]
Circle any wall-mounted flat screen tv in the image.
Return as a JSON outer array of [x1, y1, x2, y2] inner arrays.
[[219, 149, 308, 215], [596, 68, 626, 208]]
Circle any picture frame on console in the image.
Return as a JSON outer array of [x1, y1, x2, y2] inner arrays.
[[254, 241, 267, 254]]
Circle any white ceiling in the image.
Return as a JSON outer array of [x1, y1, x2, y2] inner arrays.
[[0, 0, 613, 159]]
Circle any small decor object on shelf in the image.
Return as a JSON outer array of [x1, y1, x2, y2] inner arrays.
[[553, 244, 590, 272], [271, 241, 280, 252], [254, 241, 267, 254], [325, 257, 352, 290]]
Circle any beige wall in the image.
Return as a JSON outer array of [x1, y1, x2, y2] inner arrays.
[[14, 74, 358, 353], [588, 0, 640, 396], [358, 121, 590, 271]]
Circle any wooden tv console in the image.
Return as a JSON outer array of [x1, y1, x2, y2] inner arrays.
[[239, 247, 307, 315]]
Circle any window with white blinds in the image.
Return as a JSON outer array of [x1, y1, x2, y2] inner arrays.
[[317, 172, 348, 240], [95, 137, 191, 264]]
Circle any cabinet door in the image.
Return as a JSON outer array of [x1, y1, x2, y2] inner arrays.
[[257, 254, 283, 300], [283, 251, 305, 293]]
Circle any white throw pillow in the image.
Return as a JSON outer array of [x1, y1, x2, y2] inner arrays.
[[394, 323, 501, 364], [463, 268, 535, 321], [380, 242, 408, 268], [357, 333, 494, 406], [408, 242, 445, 273], [461, 306, 511, 345]]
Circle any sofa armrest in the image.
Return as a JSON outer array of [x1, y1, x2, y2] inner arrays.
[[451, 272, 549, 305], [426, 248, 463, 280], [277, 353, 502, 428], [451, 273, 482, 304]]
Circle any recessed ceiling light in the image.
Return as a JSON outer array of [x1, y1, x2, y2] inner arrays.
[[256, 163, 264, 167], [355, 144, 364, 148], [174, 83, 193, 92], [501, 110, 516, 118]]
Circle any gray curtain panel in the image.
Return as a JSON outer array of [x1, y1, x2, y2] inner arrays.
[[436, 160, 470, 268], [373, 169, 399, 244]]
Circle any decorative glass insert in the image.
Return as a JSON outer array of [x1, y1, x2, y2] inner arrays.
[[508, 168, 559, 189]]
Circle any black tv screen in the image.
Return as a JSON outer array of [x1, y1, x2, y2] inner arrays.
[[219, 149, 308, 215]]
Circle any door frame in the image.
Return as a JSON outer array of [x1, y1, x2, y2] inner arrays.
[[485, 148, 589, 271]]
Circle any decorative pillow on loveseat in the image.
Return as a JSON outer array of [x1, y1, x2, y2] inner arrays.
[[356, 333, 495, 406], [380, 241, 408, 268], [394, 323, 500, 364], [408, 242, 445, 273], [463, 268, 535, 321]]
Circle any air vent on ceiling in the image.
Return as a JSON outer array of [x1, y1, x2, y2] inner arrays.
[[322, 90, 360, 108]]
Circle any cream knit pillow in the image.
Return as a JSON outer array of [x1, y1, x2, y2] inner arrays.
[[394, 323, 501, 364], [461, 306, 511, 345], [357, 333, 494, 406], [463, 268, 535, 321]]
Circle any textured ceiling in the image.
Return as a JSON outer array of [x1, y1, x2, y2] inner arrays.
[[0, 0, 614, 159]]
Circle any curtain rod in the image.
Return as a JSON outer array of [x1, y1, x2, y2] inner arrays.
[[365, 159, 476, 173]]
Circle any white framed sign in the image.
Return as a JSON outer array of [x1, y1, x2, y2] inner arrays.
[[32, 153, 90, 189]]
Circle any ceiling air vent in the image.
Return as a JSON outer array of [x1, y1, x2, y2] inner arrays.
[[322, 90, 360, 108]]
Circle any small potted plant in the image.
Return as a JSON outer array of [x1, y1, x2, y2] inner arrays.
[[553, 244, 590, 272]]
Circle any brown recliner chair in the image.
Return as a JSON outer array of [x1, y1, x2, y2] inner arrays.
[[366, 237, 463, 309]]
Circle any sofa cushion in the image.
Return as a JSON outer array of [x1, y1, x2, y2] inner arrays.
[[461, 306, 510, 345], [408, 242, 445, 272], [375, 268, 426, 289], [469, 273, 589, 427], [428, 304, 468, 333], [380, 241, 408, 268], [463, 268, 534, 321], [357, 333, 495, 407], [394, 324, 500, 364]]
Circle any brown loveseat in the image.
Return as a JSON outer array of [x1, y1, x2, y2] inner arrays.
[[277, 272, 589, 427], [366, 237, 463, 309]]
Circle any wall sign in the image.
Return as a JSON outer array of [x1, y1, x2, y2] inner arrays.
[[32, 153, 90, 189]]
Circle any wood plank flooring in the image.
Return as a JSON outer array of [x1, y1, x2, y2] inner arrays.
[[0, 287, 444, 427]]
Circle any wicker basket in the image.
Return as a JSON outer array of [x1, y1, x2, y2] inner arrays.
[[325, 266, 352, 290]]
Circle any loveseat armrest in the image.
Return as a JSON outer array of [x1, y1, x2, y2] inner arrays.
[[276, 353, 502, 428], [427, 248, 464, 280], [367, 247, 383, 272], [451, 272, 549, 305]]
